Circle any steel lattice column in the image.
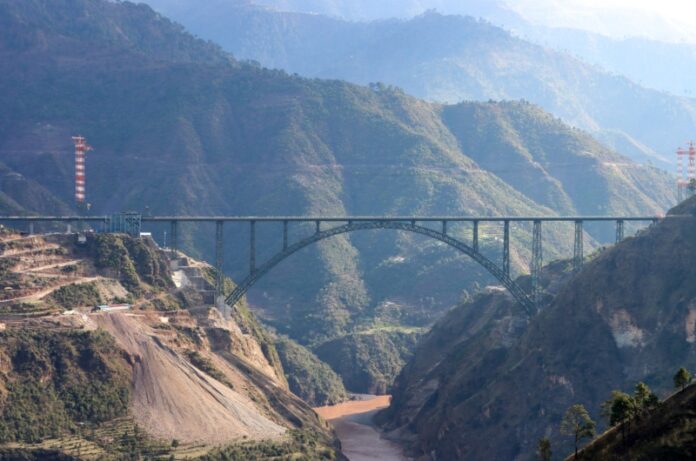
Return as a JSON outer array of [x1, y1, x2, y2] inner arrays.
[[531, 220, 543, 308], [616, 219, 624, 244], [250, 220, 256, 274], [473, 220, 479, 252], [215, 220, 224, 298], [573, 220, 583, 273], [170, 220, 178, 252], [283, 220, 289, 251], [502, 220, 510, 277]]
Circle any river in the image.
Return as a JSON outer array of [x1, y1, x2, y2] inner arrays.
[[314, 395, 411, 461]]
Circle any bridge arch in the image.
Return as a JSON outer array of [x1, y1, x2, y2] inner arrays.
[[225, 221, 535, 315]]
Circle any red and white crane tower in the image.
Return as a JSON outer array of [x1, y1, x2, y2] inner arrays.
[[71, 135, 92, 211]]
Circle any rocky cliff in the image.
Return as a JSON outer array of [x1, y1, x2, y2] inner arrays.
[[380, 196, 696, 460]]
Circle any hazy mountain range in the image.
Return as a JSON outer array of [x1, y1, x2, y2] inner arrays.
[[142, 0, 696, 170]]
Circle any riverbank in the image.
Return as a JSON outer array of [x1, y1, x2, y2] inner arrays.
[[314, 395, 410, 461]]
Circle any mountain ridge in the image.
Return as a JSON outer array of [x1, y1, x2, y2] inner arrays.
[[142, 1, 696, 169]]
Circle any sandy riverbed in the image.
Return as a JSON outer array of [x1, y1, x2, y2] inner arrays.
[[315, 395, 410, 461]]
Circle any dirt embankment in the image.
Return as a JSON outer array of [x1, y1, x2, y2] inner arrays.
[[95, 313, 285, 445]]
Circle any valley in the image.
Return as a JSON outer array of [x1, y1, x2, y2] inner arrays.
[[2, 0, 696, 459]]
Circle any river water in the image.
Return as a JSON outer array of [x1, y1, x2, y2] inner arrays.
[[314, 395, 411, 461]]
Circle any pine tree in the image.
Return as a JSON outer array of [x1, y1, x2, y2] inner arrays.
[[674, 367, 692, 391], [560, 404, 596, 459], [537, 437, 552, 461]]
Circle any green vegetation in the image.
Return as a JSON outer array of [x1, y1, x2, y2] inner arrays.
[[560, 404, 596, 459], [0, 330, 131, 444], [86, 233, 172, 295], [48, 283, 102, 309], [185, 350, 234, 388], [537, 438, 551, 461], [200, 430, 339, 460], [575, 378, 696, 460], [674, 367, 692, 391], [274, 336, 348, 406], [314, 330, 421, 394]]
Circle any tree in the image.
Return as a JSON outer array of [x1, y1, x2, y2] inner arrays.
[[674, 368, 692, 391], [560, 404, 596, 459], [537, 437, 552, 461], [601, 391, 635, 443], [633, 382, 659, 415]]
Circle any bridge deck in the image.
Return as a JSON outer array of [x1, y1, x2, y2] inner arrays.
[[0, 215, 669, 222]]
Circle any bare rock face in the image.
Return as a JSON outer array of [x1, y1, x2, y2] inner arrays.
[[380, 197, 696, 460]]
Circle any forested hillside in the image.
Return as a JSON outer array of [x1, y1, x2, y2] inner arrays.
[[144, 1, 696, 168], [0, 0, 675, 393]]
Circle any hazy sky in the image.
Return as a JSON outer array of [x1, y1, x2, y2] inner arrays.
[[511, 0, 696, 42]]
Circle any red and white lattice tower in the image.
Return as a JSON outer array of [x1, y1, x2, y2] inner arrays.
[[677, 146, 687, 202], [71, 136, 92, 209], [689, 141, 696, 191]]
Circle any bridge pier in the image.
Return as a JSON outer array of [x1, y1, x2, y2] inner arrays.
[[283, 220, 288, 251], [503, 220, 510, 277], [315, 220, 321, 234], [250, 220, 256, 274], [573, 220, 583, 273], [442, 220, 448, 235], [473, 220, 479, 252], [616, 219, 624, 244], [215, 221, 224, 299], [170, 220, 178, 252], [531, 220, 543, 308]]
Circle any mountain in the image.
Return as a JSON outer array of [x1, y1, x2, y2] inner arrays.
[[0, 0, 675, 393], [142, 1, 696, 169], [236, 0, 696, 45], [378, 195, 696, 459], [513, 25, 696, 98], [0, 228, 341, 459]]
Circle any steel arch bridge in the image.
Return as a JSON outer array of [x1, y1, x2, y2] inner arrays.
[[0, 214, 664, 315], [224, 220, 537, 315]]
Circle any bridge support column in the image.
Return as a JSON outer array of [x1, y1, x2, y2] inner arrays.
[[503, 220, 510, 277], [283, 220, 288, 251], [28, 222, 34, 235], [215, 221, 224, 299], [315, 220, 321, 234], [473, 220, 479, 252], [531, 220, 543, 308], [616, 220, 624, 244], [250, 220, 256, 274], [442, 220, 448, 235], [573, 220, 583, 274], [170, 220, 178, 252]]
